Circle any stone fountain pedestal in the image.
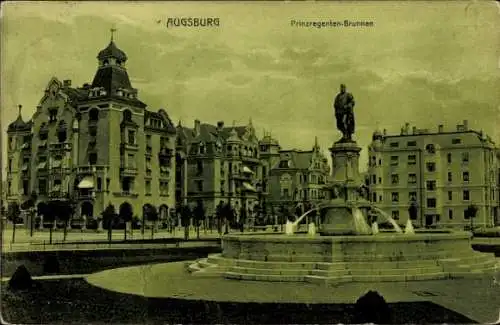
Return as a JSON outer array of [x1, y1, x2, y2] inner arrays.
[[319, 140, 371, 236]]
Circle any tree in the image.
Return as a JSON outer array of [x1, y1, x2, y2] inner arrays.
[[7, 202, 21, 243], [215, 201, 224, 235], [144, 204, 159, 239], [180, 204, 192, 240], [466, 204, 478, 231], [408, 201, 418, 224], [119, 203, 133, 241], [193, 201, 205, 239], [57, 200, 74, 242], [102, 204, 117, 243]]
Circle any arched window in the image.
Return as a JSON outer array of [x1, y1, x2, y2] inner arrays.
[[123, 110, 132, 122], [426, 144, 435, 154], [103, 59, 109, 66], [89, 108, 99, 121]]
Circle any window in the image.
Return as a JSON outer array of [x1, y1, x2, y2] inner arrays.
[[8, 137, 14, 150], [408, 173, 417, 184], [448, 191, 452, 201], [464, 209, 469, 220], [463, 190, 470, 201], [426, 180, 436, 191], [196, 180, 203, 192], [447, 172, 452, 182], [427, 198, 436, 208], [160, 137, 168, 148], [89, 108, 99, 121], [452, 138, 462, 144], [49, 108, 58, 122], [22, 179, 29, 195], [196, 160, 203, 175], [199, 143, 205, 154], [391, 192, 399, 202], [391, 211, 400, 220], [407, 155, 416, 166], [390, 142, 399, 148], [283, 188, 289, 198], [145, 180, 151, 194], [378, 177, 382, 184], [372, 192, 377, 202], [121, 177, 132, 192], [462, 152, 469, 163], [123, 110, 132, 122], [379, 195, 383, 202], [371, 175, 376, 184], [146, 135, 152, 150], [448, 209, 453, 219], [279, 160, 290, 168], [146, 157, 152, 171], [447, 153, 452, 164], [8, 159, 12, 172], [127, 130, 136, 145], [425, 144, 435, 154], [7, 181, 12, 195], [89, 152, 97, 165], [463, 171, 469, 182], [391, 174, 399, 185], [390, 156, 399, 166], [426, 162, 436, 172], [409, 191, 417, 201], [38, 179, 47, 195], [378, 159, 382, 166], [407, 141, 417, 147], [128, 154, 135, 168]]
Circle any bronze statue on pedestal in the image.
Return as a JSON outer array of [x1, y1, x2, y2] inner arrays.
[[333, 84, 355, 142]]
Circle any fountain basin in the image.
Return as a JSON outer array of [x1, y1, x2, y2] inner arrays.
[[187, 231, 499, 283]]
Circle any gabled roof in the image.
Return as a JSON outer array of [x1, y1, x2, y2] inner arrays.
[[144, 109, 176, 133]]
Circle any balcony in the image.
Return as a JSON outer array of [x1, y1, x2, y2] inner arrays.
[[121, 142, 139, 152], [76, 191, 94, 200], [113, 191, 139, 198], [242, 155, 260, 164], [50, 142, 72, 151], [48, 190, 68, 199], [76, 165, 109, 175], [120, 166, 138, 177]]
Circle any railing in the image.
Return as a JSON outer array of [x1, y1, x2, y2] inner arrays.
[[112, 191, 139, 198], [242, 156, 259, 163], [49, 142, 72, 151], [76, 165, 109, 174], [120, 167, 138, 176]]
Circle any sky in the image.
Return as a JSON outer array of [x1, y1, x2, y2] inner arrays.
[[1, 1, 499, 176]]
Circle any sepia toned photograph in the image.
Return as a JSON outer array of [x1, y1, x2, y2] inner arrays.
[[0, 1, 499, 324]]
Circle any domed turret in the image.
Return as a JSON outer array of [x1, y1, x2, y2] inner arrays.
[[97, 40, 128, 62], [8, 105, 29, 132]]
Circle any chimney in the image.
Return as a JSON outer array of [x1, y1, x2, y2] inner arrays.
[[438, 124, 444, 133], [217, 121, 224, 131], [194, 119, 201, 135], [63, 80, 72, 88], [383, 129, 387, 136], [412, 126, 416, 134], [405, 122, 410, 134], [463, 120, 468, 131]]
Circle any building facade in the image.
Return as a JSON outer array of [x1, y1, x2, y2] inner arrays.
[[367, 121, 499, 228], [5, 36, 176, 224], [176, 119, 265, 218], [268, 137, 330, 212]]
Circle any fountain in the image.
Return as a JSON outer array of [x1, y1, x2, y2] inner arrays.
[[187, 84, 498, 283], [405, 219, 415, 235]]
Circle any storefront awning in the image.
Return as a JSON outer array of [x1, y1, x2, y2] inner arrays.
[[242, 166, 254, 174], [242, 182, 257, 192], [78, 176, 94, 189]]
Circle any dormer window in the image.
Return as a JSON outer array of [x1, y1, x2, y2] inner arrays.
[[103, 59, 109, 66], [127, 130, 136, 145], [199, 143, 205, 154]]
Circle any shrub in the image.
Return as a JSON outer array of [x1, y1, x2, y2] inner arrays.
[[8, 265, 33, 291], [354, 290, 392, 324]]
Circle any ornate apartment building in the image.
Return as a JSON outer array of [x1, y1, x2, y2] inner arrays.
[[268, 137, 330, 211], [175, 119, 265, 217], [367, 121, 500, 228], [5, 36, 176, 222]]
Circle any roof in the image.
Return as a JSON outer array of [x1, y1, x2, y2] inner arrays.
[[279, 150, 314, 169], [178, 123, 254, 145], [144, 109, 176, 133], [64, 87, 88, 103], [260, 134, 280, 146], [97, 41, 128, 62], [91, 66, 132, 94], [8, 114, 28, 132]]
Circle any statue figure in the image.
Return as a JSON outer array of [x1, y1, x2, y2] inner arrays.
[[333, 84, 356, 142]]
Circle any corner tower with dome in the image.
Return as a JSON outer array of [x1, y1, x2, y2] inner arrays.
[[5, 31, 177, 227]]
